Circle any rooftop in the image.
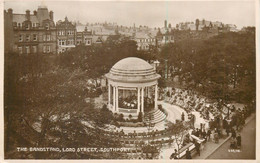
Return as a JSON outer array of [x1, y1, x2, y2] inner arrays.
[[105, 57, 160, 83]]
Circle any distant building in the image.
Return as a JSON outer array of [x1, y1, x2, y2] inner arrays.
[[4, 5, 57, 55], [56, 17, 76, 53], [156, 28, 174, 46], [134, 33, 157, 50], [76, 26, 92, 46]]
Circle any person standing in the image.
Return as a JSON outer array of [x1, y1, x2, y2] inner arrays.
[[237, 133, 241, 148], [231, 128, 236, 138], [195, 141, 200, 156], [226, 123, 230, 136], [182, 112, 185, 121], [202, 129, 207, 140], [207, 129, 211, 141], [185, 149, 192, 159]]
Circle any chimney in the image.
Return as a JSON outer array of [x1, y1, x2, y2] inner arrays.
[[26, 10, 30, 20], [168, 23, 172, 29], [164, 20, 167, 29], [8, 8, 13, 15], [49, 11, 53, 21], [33, 10, 37, 15], [202, 19, 205, 25], [195, 19, 199, 31]]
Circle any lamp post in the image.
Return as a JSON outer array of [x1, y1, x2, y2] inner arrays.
[[165, 59, 168, 79]]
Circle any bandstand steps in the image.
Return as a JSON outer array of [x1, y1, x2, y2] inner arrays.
[[144, 109, 167, 124]]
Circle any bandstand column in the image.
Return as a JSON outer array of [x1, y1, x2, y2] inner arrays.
[[113, 86, 116, 112], [155, 84, 158, 109], [137, 87, 140, 114], [108, 84, 111, 109], [141, 87, 144, 113], [116, 86, 119, 112]]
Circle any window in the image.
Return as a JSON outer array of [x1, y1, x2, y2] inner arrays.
[[19, 34, 23, 42], [18, 46, 22, 54], [18, 23, 21, 28], [43, 35, 50, 41], [47, 46, 51, 53], [33, 34, 37, 41], [77, 41, 82, 45], [32, 46, 37, 53], [45, 23, 49, 30], [32, 23, 37, 28], [44, 46, 51, 53], [58, 39, 66, 46], [25, 46, 30, 54], [67, 30, 74, 35], [26, 23, 30, 30], [47, 35, 51, 41], [26, 35, 30, 42], [68, 39, 74, 45], [58, 30, 65, 35]]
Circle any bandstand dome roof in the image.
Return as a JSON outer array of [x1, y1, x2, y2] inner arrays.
[[105, 57, 161, 83]]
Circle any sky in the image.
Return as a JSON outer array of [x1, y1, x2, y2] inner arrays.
[[3, 0, 256, 29]]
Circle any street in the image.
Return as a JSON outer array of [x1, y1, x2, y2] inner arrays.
[[208, 115, 256, 159]]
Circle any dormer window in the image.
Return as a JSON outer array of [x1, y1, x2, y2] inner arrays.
[[45, 23, 49, 30], [32, 23, 37, 28], [26, 23, 30, 30]]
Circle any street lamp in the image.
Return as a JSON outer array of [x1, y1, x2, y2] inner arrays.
[[165, 59, 168, 79]]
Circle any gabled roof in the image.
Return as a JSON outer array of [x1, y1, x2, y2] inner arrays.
[[13, 14, 39, 24], [188, 24, 196, 31], [56, 17, 75, 28]]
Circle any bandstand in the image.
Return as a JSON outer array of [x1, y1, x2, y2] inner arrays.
[[105, 57, 161, 119]]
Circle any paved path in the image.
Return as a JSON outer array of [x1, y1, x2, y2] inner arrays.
[[207, 115, 256, 159], [158, 100, 188, 123], [118, 101, 188, 133]]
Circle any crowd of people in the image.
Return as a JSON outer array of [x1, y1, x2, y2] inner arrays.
[[163, 87, 255, 159], [118, 95, 155, 110], [119, 95, 138, 109]]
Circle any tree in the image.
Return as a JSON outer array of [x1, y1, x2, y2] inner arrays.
[[166, 121, 189, 152]]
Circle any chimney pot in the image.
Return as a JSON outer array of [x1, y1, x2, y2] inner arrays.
[[26, 10, 30, 20], [49, 11, 53, 21], [8, 8, 13, 14]]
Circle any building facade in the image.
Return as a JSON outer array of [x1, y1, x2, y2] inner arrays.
[[56, 17, 76, 53], [4, 6, 57, 55], [134, 33, 157, 51]]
